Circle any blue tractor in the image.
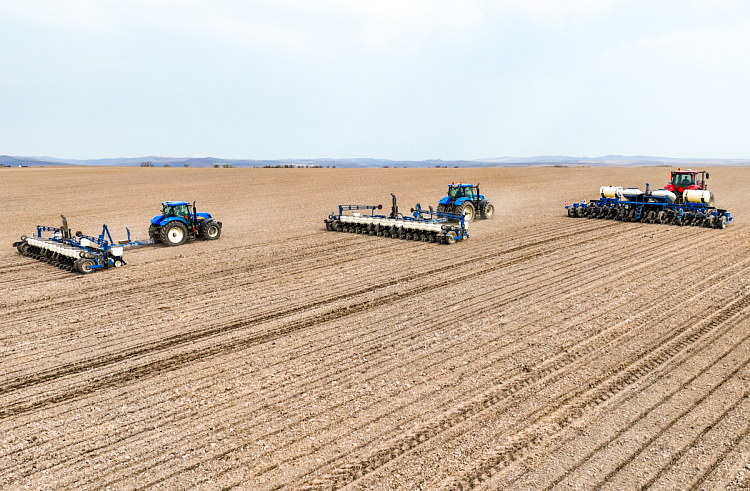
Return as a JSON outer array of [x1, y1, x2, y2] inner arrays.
[[149, 201, 222, 246], [436, 183, 494, 222]]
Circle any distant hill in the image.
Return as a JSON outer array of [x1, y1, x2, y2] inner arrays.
[[0, 155, 69, 167], [3, 154, 750, 168]]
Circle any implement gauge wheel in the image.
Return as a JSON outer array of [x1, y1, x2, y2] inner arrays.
[[201, 220, 222, 240], [161, 221, 188, 246], [75, 258, 96, 274]]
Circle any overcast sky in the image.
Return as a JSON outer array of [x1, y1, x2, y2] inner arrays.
[[1, 0, 749, 160]]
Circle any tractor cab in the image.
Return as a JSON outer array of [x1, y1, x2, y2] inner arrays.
[[666, 169, 708, 195], [162, 201, 191, 221], [447, 184, 477, 201]]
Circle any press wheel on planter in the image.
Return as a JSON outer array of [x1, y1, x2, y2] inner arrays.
[[160, 221, 189, 246]]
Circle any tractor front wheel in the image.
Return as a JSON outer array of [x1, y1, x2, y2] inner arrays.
[[457, 202, 475, 222], [201, 220, 222, 240], [481, 202, 495, 219], [161, 222, 188, 246]]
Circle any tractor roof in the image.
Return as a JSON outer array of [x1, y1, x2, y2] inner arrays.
[[449, 183, 476, 187], [162, 201, 189, 206]]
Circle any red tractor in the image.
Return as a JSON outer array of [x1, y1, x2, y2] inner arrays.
[[665, 169, 708, 203]]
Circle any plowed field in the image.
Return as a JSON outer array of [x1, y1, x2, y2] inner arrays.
[[2, 166, 750, 490]]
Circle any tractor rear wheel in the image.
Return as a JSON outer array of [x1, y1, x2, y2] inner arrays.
[[161, 222, 188, 246], [457, 202, 475, 222], [436, 204, 447, 214], [201, 220, 222, 240], [481, 202, 495, 219]]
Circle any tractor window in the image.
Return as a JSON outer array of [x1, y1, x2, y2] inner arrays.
[[449, 187, 464, 199], [681, 175, 694, 186], [464, 187, 475, 200], [173, 205, 190, 217], [163, 204, 175, 217]]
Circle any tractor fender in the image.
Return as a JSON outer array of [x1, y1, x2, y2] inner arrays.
[[150, 214, 165, 225], [453, 197, 472, 207], [438, 196, 451, 206]]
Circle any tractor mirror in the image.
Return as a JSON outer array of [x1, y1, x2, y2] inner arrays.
[[706, 173, 709, 179]]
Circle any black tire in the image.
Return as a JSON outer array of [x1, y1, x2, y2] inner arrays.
[[481, 201, 495, 219], [436, 204, 448, 214], [16, 241, 29, 255], [149, 223, 162, 243], [456, 202, 475, 222], [160, 221, 188, 246], [201, 220, 221, 240], [74, 258, 96, 274]]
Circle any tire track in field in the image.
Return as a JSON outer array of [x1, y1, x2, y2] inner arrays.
[[2, 225, 692, 490], [0, 226, 724, 488], [436, 288, 750, 490], [0, 222, 619, 417], [172, 233, 748, 490], [289, 257, 750, 491], [1, 225, 644, 485], [493, 299, 750, 490]]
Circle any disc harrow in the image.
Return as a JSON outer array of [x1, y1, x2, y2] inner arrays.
[[565, 184, 732, 229], [13, 216, 130, 274], [324, 194, 469, 244]]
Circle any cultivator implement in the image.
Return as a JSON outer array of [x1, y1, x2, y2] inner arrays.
[[12, 216, 143, 274], [325, 194, 469, 244], [565, 184, 732, 228]]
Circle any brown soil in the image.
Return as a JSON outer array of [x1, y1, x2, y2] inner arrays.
[[1, 165, 750, 490]]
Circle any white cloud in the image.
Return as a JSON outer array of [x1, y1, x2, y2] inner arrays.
[[0, 0, 627, 53], [605, 20, 750, 74]]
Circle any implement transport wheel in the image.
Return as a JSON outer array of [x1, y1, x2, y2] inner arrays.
[[201, 220, 222, 240], [481, 202, 495, 219], [457, 202, 475, 222], [16, 241, 29, 255], [74, 258, 96, 274], [445, 231, 457, 244], [718, 216, 727, 229], [161, 221, 188, 246]]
